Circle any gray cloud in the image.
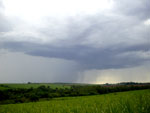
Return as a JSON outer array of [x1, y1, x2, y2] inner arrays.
[[113, 0, 150, 20], [0, 1, 12, 32], [0, 14, 12, 32], [1, 41, 150, 70]]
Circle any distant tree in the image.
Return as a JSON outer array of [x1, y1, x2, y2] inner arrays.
[[27, 82, 31, 84]]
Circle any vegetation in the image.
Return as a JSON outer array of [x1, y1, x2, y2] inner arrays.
[[0, 82, 150, 104], [0, 89, 150, 113], [0, 83, 70, 89]]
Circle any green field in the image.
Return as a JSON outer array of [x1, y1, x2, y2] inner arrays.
[[0, 86, 10, 90], [0, 83, 71, 90], [0, 89, 149, 113]]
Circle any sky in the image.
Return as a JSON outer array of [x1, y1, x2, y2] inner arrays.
[[0, 0, 150, 83]]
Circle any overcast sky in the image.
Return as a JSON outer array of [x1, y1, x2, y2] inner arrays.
[[0, 0, 150, 83]]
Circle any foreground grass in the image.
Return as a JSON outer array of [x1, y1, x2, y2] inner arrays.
[[0, 89, 150, 113]]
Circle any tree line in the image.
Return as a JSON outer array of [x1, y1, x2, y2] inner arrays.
[[0, 83, 150, 104]]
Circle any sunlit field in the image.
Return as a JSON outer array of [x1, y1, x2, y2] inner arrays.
[[0, 89, 149, 113]]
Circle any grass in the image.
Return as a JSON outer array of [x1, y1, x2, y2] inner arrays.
[[0, 83, 70, 89], [0, 86, 9, 90], [0, 89, 150, 113]]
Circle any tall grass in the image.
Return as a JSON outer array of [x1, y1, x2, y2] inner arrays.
[[0, 89, 150, 113]]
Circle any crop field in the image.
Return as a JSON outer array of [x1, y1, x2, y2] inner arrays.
[[0, 89, 150, 113], [0, 83, 71, 90]]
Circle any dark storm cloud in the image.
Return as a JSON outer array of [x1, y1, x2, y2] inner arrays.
[[0, 0, 150, 70], [1, 41, 150, 70]]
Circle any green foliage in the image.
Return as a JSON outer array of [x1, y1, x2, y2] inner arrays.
[[0, 83, 71, 89], [0, 84, 150, 104], [0, 85, 10, 90], [0, 90, 150, 113]]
